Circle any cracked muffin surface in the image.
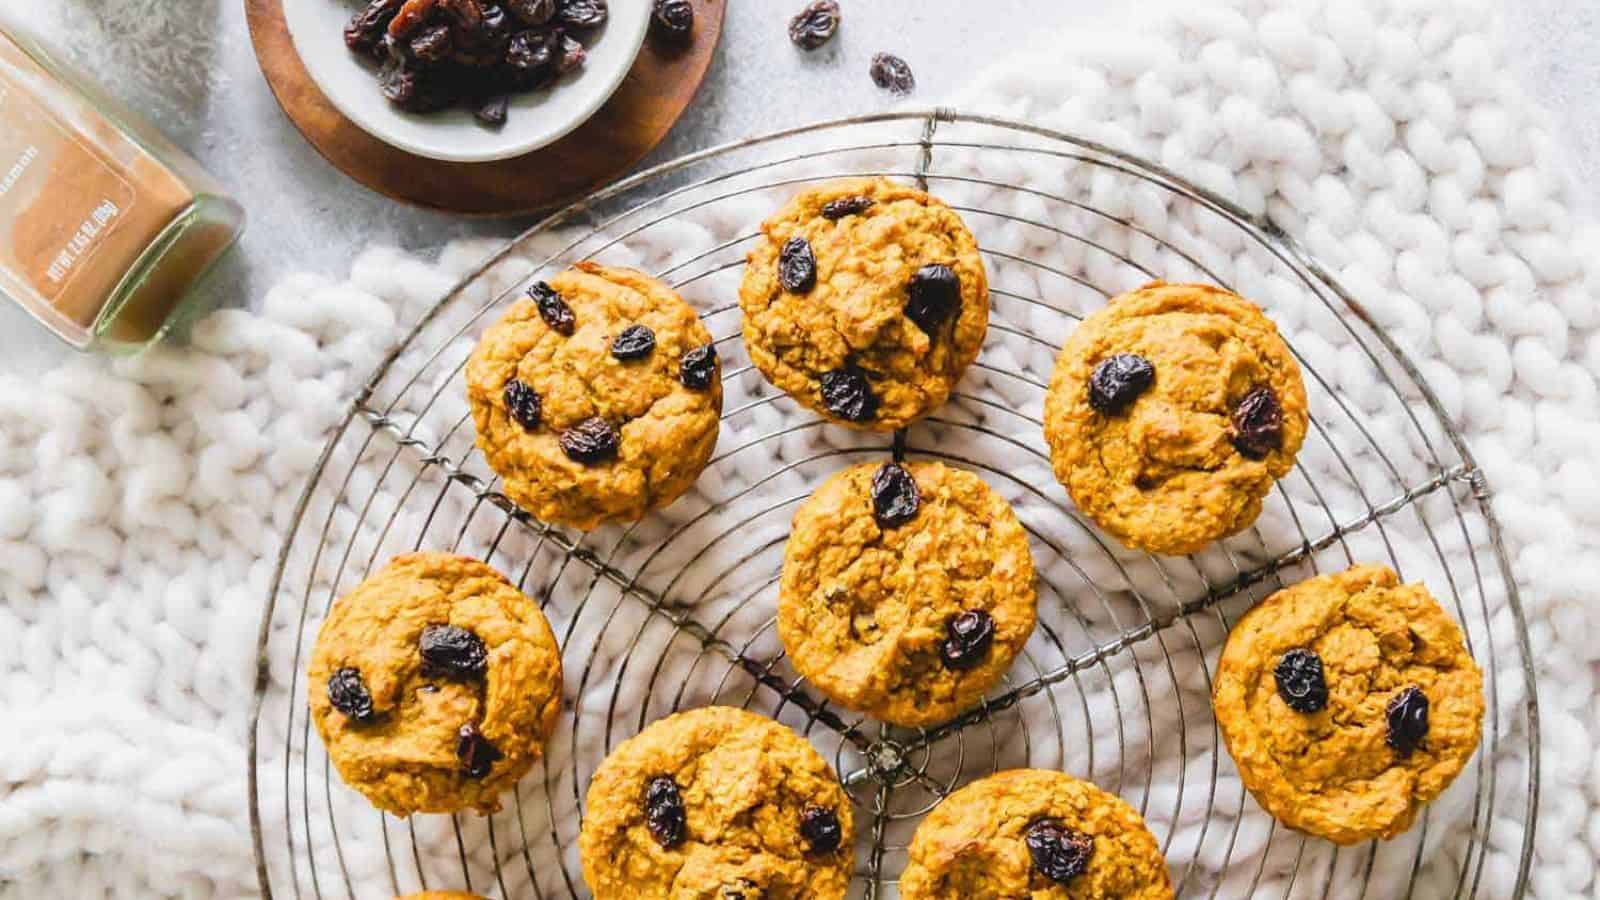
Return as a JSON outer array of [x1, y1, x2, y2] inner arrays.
[[1213, 564, 1484, 845], [466, 262, 723, 530], [1043, 281, 1307, 556], [777, 461, 1037, 728], [899, 769, 1173, 898], [739, 178, 989, 431], [308, 552, 563, 816], [578, 707, 854, 899]]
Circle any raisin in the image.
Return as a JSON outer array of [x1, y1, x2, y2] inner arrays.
[[506, 28, 558, 74], [1087, 353, 1155, 414], [611, 325, 657, 360], [906, 264, 961, 334], [419, 623, 489, 679], [680, 344, 719, 390], [503, 378, 542, 429], [345, 0, 406, 60], [474, 93, 510, 126], [788, 0, 840, 50], [327, 667, 375, 722], [799, 805, 842, 854], [819, 368, 878, 422], [379, 58, 457, 113], [560, 417, 620, 464], [644, 776, 687, 848], [1386, 685, 1429, 758], [778, 237, 818, 293], [556, 33, 587, 73], [1230, 386, 1284, 459], [940, 610, 995, 670], [1025, 819, 1094, 884], [529, 281, 576, 334], [557, 0, 608, 29], [409, 23, 454, 62], [456, 722, 502, 778], [821, 195, 873, 220], [1273, 648, 1328, 713], [870, 463, 919, 528], [504, 0, 556, 25], [869, 53, 915, 95], [651, 0, 694, 40]]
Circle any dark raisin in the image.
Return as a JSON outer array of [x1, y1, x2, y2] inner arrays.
[[651, 0, 694, 40], [1273, 648, 1328, 713], [819, 368, 878, 422], [821, 195, 873, 220], [456, 722, 503, 778], [474, 94, 510, 126], [379, 58, 457, 113], [906, 264, 961, 334], [419, 623, 489, 679], [1025, 819, 1094, 884], [1087, 353, 1155, 414], [327, 667, 375, 722], [529, 281, 576, 334], [555, 33, 587, 73], [345, 0, 406, 60], [940, 610, 995, 670], [788, 0, 840, 50], [799, 805, 843, 854], [503, 378, 542, 430], [680, 344, 719, 390], [778, 237, 818, 293], [870, 463, 920, 528], [643, 776, 687, 848], [557, 0, 608, 28], [1230, 386, 1285, 459], [409, 23, 454, 62], [869, 53, 915, 95], [560, 417, 620, 464], [611, 325, 657, 360], [504, 0, 557, 25], [1386, 685, 1429, 758], [506, 28, 558, 73]]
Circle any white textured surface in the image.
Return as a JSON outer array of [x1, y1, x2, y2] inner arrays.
[[1, 0, 1598, 898]]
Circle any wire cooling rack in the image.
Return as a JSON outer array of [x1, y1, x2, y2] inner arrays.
[[248, 110, 1540, 899]]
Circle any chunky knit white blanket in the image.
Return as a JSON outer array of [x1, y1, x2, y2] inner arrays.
[[3, 0, 1597, 897]]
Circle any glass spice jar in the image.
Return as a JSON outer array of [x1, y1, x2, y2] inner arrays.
[[0, 12, 244, 354]]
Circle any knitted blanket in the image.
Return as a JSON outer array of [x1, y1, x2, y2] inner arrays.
[[2, 0, 1594, 897]]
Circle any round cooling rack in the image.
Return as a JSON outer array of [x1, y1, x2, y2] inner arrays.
[[248, 110, 1540, 899]]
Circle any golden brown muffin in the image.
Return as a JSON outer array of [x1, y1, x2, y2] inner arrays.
[[899, 769, 1173, 898], [1043, 281, 1308, 555], [1212, 564, 1485, 844], [466, 262, 723, 530], [307, 552, 563, 815], [739, 177, 989, 430], [579, 707, 854, 899], [777, 461, 1037, 727]]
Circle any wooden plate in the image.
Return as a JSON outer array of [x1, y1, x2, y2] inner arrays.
[[245, 0, 724, 217]]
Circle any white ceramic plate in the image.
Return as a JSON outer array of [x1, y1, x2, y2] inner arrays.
[[282, 0, 651, 163]]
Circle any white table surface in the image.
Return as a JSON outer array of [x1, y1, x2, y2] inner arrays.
[[1, 0, 1594, 373]]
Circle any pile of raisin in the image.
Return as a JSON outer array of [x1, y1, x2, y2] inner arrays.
[[343, 0, 604, 124]]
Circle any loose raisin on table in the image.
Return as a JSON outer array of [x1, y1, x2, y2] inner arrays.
[[346, 0, 406, 60], [644, 776, 687, 848], [822, 195, 873, 220], [906, 264, 960, 334], [456, 722, 503, 778], [529, 281, 576, 334], [560, 417, 621, 464], [869, 53, 915, 95], [420, 623, 489, 679], [1087, 353, 1155, 414], [680, 344, 719, 390], [1386, 685, 1429, 758], [799, 805, 843, 854], [870, 463, 920, 528], [651, 0, 694, 40], [503, 378, 542, 430], [558, 0, 608, 29], [1230, 386, 1284, 459], [788, 0, 840, 51], [611, 325, 657, 360], [820, 368, 878, 422], [778, 237, 818, 293], [1273, 648, 1328, 713], [940, 610, 995, 670], [327, 667, 375, 722], [1025, 819, 1094, 884], [504, 0, 556, 25]]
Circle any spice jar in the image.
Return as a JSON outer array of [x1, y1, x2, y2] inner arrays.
[[0, 13, 244, 354]]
